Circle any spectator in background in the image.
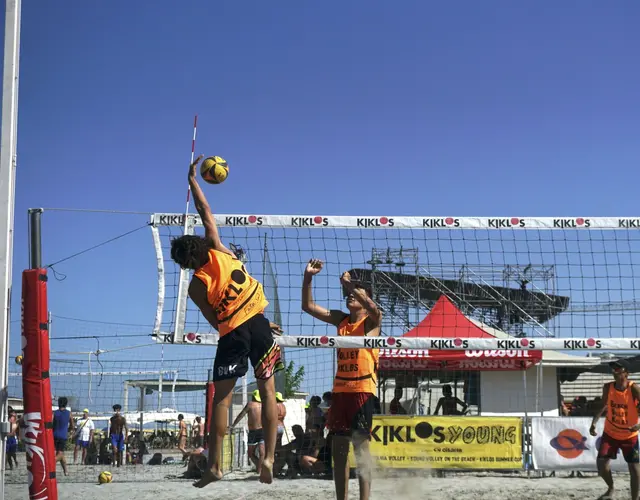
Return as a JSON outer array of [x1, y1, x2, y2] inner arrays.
[[193, 416, 204, 448], [178, 414, 188, 455], [5, 407, 18, 470], [321, 392, 332, 410], [73, 409, 94, 465], [389, 388, 408, 415], [276, 392, 287, 448], [434, 385, 468, 416], [372, 396, 382, 415], [53, 397, 74, 476], [230, 389, 265, 477], [571, 396, 588, 416], [560, 395, 571, 416], [277, 424, 326, 477], [306, 396, 324, 432], [109, 404, 128, 468]]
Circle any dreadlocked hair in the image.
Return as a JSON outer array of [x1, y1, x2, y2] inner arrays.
[[170, 235, 215, 270]]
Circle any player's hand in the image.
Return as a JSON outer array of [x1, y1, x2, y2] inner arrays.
[[270, 322, 284, 336], [305, 259, 324, 277], [340, 271, 352, 286], [188, 154, 204, 180], [630, 424, 640, 432], [589, 424, 597, 436]]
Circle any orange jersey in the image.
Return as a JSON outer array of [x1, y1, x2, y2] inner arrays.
[[332, 316, 378, 394], [193, 249, 268, 337], [604, 381, 639, 440]]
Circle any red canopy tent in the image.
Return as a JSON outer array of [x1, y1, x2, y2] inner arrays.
[[379, 295, 543, 371]]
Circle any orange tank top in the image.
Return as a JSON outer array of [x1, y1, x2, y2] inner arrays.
[[193, 249, 268, 337], [332, 316, 379, 394], [604, 381, 639, 440]]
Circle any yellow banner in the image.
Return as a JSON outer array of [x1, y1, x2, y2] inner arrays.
[[366, 416, 523, 469]]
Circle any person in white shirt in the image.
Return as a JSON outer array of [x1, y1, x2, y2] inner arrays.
[[73, 409, 95, 465]]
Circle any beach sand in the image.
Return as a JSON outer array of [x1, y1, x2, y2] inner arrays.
[[5, 468, 629, 500]]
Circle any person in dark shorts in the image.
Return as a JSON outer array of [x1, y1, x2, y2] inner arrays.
[[109, 404, 128, 467], [230, 389, 265, 475], [6, 407, 18, 470], [591, 359, 640, 500], [53, 397, 74, 476], [170, 155, 284, 488], [302, 259, 382, 500]]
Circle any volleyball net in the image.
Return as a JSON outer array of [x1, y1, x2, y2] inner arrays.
[[151, 213, 640, 346], [13, 212, 640, 489]]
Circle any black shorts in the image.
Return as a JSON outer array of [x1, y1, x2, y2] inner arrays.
[[213, 314, 284, 382], [247, 428, 264, 446], [54, 438, 67, 452]]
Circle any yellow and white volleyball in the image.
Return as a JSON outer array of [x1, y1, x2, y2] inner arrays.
[[98, 471, 113, 484], [200, 156, 229, 184], [15, 355, 23, 365]]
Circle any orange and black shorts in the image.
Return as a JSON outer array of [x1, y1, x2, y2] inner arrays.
[[327, 392, 375, 439], [213, 314, 283, 382], [598, 432, 640, 463]]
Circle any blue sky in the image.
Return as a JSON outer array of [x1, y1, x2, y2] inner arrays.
[[4, 1, 640, 412]]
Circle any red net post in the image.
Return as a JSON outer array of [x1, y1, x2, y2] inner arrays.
[[21, 269, 57, 500]]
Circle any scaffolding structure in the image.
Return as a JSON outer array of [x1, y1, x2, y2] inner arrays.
[[349, 248, 569, 338]]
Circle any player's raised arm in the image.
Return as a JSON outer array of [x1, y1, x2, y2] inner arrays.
[[188, 155, 233, 257], [302, 259, 347, 326]]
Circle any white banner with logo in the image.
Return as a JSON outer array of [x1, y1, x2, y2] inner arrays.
[[532, 417, 629, 471], [152, 213, 640, 230]]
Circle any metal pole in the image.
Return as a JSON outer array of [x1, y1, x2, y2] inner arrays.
[[29, 208, 43, 269], [0, 1, 21, 497]]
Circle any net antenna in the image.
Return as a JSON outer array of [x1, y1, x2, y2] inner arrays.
[[172, 115, 199, 344]]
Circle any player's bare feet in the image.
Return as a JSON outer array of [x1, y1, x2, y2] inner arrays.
[[597, 488, 614, 500], [193, 467, 223, 488], [259, 458, 273, 484]]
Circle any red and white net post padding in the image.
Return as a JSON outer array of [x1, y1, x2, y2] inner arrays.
[[21, 269, 57, 500]]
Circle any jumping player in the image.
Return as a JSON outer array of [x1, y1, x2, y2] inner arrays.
[[170, 155, 284, 487], [591, 359, 640, 500], [302, 259, 381, 500]]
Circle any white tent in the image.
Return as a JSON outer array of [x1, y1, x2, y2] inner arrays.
[[123, 408, 201, 428]]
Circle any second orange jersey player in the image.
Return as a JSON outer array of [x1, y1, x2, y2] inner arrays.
[[170, 155, 284, 488], [591, 358, 640, 500], [302, 258, 382, 500]]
